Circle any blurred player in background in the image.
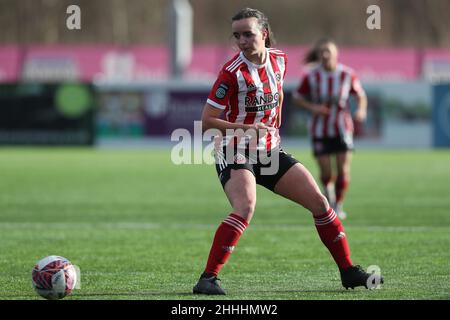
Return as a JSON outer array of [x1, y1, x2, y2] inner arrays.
[[292, 39, 368, 219], [193, 8, 381, 295]]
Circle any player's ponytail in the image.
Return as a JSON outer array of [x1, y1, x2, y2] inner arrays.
[[232, 8, 275, 48]]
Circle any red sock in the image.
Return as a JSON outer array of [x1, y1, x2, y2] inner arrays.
[[204, 213, 248, 276], [314, 208, 352, 269], [320, 175, 333, 188], [335, 175, 349, 204]]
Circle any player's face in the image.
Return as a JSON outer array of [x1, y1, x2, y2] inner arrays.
[[232, 18, 267, 56], [319, 43, 338, 71]]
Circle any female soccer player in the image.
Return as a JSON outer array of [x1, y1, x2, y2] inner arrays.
[[292, 39, 368, 220], [193, 8, 381, 295]]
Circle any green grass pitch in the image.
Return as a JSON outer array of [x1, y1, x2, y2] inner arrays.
[[0, 147, 449, 300]]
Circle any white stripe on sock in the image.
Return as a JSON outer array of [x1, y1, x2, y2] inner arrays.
[[223, 219, 245, 234], [314, 210, 337, 226]]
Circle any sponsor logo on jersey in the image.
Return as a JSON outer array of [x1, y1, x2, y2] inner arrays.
[[244, 92, 280, 113], [247, 83, 257, 92], [215, 82, 229, 99]]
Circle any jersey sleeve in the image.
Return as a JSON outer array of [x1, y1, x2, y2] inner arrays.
[[292, 74, 310, 100], [206, 70, 236, 110], [282, 54, 288, 80], [349, 72, 365, 96]]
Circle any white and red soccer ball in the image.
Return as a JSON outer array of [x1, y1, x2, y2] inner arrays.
[[31, 255, 77, 300]]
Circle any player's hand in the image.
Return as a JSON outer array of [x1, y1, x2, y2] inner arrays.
[[244, 123, 269, 149], [354, 108, 367, 122], [242, 122, 269, 142], [311, 104, 330, 116], [252, 122, 270, 139]]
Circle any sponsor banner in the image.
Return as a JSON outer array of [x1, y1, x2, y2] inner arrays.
[[4, 45, 450, 83], [0, 83, 95, 145], [148, 90, 206, 135], [432, 83, 450, 147], [423, 49, 450, 82], [96, 88, 206, 136], [96, 84, 380, 139], [0, 46, 20, 82], [96, 91, 146, 137]]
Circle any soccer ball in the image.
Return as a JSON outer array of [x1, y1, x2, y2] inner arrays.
[[31, 255, 77, 300]]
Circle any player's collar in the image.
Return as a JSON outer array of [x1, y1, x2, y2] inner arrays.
[[319, 63, 342, 74], [240, 48, 268, 69]]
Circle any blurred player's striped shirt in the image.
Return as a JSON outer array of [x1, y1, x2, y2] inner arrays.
[[293, 63, 364, 139]]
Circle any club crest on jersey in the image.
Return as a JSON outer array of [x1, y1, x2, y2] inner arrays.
[[247, 83, 257, 92], [275, 72, 282, 82], [215, 82, 229, 99]]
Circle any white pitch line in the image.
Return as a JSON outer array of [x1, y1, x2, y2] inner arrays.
[[0, 222, 449, 232]]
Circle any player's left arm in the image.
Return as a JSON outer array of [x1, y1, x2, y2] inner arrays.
[[354, 91, 367, 123], [351, 73, 368, 123], [277, 53, 288, 128], [277, 89, 284, 128]]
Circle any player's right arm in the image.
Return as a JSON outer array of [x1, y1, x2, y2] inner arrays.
[[202, 104, 267, 133], [292, 95, 330, 116], [202, 70, 268, 134]]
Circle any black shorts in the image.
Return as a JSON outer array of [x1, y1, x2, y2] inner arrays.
[[312, 135, 354, 157], [215, 146, 299, 192]]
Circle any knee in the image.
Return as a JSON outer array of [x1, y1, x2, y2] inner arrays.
[[233, 198, 256, 222], [310, 193, 330, 217], [320, 173, 333, 186], [337, 165, 350, 179], [336, 171, 350, 184]]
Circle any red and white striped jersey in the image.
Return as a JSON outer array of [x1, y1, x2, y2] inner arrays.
[[293, 63, 365, 139], [206, 48, 287, 151]]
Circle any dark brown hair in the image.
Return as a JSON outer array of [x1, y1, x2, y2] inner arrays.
[[304, 38, 336, 64], [231, 8, 275, 48]]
